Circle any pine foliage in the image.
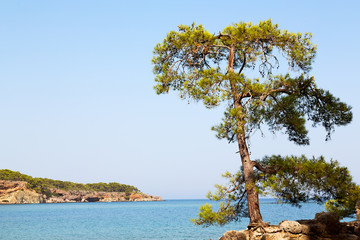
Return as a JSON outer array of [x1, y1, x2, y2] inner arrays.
[[192, 156, 360, 226], [0, 169, 139, 195], [153, 19, 354, 226]]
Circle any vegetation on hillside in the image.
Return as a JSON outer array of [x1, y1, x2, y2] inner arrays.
[[0, 169, 139, 196]]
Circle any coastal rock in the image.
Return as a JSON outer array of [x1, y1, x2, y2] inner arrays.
[[219, 230, 249, 240], [263, 226, 281, 234], [0, 180, 44, 204], [336, 234, 359, 240], [260, 232, 285, 240], [279, 220, 302, 234], [0, 180, 162, 204], [0, 180, 27, 194], [45, 190, 161, 203], [129, 193, 162, 202], [296, 220, 326, 235], [0, 189, 44, 204], [315, 212, 341, 234], [219, 211, 360, 240], [130, 193, 143, 201]]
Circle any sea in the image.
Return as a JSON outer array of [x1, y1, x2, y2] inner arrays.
[[0, 199, 356, 240]]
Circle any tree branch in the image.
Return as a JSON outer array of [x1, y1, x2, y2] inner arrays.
[[251, 161, 277, 174], [238, 51, 247, 74], [209, 44, 230, 50], [169, 52, 190, 72], [260, 87, 290, 101], [215, 33, 232, 39]]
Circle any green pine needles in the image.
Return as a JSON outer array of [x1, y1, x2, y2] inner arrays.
[[191, 156, 360, 226], [153, 19, 354, 227]]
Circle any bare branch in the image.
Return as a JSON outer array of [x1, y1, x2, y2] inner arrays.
[[251, 161, 277, 174], [260, 87, 290, 101], [228, 133, 236, 144], [215, 33, 232, 39], [169, 52, 190, 72], [209, 44, 231, 50], [238, 51, 247, 74]]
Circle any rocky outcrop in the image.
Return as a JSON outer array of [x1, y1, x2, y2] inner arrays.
[[0, 180, 161, 204], [219, 212, 360, 240], [0, 180, 44, 204], [356, 200, 360, 221], [44, 188, 161, 203], [129, 193, 161, 202]]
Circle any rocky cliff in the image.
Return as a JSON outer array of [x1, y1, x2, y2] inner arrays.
[[0, 180, 161, 204], [219, 212, 360, 240], [0, 180, 44, 204]]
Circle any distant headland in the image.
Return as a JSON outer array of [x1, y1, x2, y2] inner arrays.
[[0, 169, 161, 204]]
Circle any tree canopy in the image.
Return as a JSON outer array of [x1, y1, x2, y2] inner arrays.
[[153, 19, 353, 227]]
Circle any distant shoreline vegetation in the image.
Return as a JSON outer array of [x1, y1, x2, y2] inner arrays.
[[0, 169, 139, 197]]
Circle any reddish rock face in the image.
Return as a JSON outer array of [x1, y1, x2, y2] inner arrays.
[[0, 180, 44, 204], [129, 193, 142, 201], [129, 193, 162, 202], [0, 180, 162, 204], [0, 180, 27, 194]]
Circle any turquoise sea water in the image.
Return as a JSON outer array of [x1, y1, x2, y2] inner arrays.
[[0, 199, 355, 240]]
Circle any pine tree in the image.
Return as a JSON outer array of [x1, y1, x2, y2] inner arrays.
[[152, 20, 352, 227]]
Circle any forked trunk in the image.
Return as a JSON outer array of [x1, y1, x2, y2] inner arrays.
[[237, 132, 265, 227]]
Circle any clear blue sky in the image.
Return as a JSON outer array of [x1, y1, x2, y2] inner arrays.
[[0, 0, 359, 199]]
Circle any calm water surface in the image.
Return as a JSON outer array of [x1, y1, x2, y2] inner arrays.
[[0, 199, 355, 240]]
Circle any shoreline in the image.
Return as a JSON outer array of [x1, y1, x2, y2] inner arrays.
[[0, 179, 162, 204]]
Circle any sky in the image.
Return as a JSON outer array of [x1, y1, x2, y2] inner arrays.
[[0, 0, 359, 199]]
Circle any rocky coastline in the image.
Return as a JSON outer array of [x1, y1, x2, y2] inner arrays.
[[219, 209, 360, 240], [0, 180, 161, 204]]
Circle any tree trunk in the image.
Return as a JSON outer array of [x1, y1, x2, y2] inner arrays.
[[237, 131, 265, 227], [227, 45, 265, 227]]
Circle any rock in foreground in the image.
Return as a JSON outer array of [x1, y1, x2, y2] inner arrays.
[[219, 212, 360, 240]]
